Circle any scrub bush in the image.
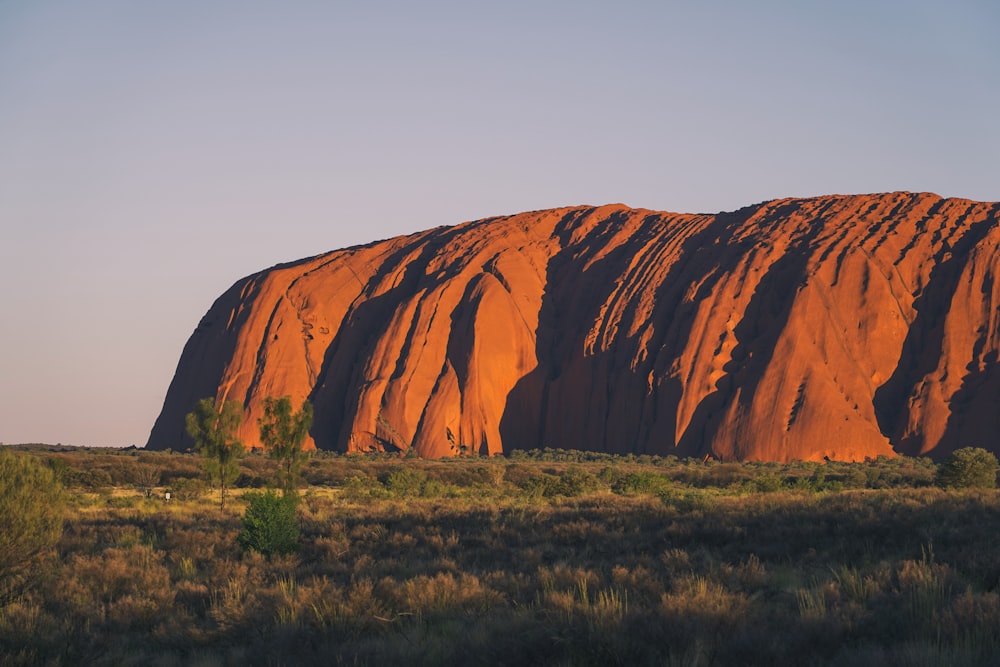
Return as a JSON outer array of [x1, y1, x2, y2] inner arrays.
[[0, 450, 65, 577], [936, 447, 998, 489], [237, 489, 299, 557]]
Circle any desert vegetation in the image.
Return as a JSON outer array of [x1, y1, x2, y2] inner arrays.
[[0, 451, 64, 580], [2, 445, 1000, 666], [185, 398, 245, 508], [257, 396, 313, 497]]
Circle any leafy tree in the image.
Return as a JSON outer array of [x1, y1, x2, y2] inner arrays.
[[936, 447, 999, 489], [0, 450, 65, 578], [186, 398, 245, 508], [258, 396, 313, 497], [237, 489, 299, 557]]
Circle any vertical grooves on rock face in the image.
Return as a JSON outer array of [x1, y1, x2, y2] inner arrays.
[[873, 201, 1000, 454], [246, 296, 286, 406], [892, 198, 946, 265], [587, 217, 662, 356], [815, 195, 904, 285], [687, 205, 827, 460], [602, 213, 716, 453], [936, 208, 1000, 453], [147, 194, 1000, 461]]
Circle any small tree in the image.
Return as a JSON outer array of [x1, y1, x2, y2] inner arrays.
[[186, 398, 245, 508], [258, 396, 313, 497], [125, 461, 161, 499], [936, 447, 999, 489], [0, 450, 65, 578], [237, 489, 299, 557]]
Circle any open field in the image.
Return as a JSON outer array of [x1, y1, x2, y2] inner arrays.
[[3, 447, 1000, 666]]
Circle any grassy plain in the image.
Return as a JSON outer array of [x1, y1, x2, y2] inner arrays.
[[2, 447, 1000, 666]]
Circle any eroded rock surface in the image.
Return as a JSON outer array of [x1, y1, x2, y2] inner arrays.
[[147, 193, 1000, 461]]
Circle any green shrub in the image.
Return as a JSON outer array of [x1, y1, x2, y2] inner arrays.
[[237, 490, 299, 557], [522, 467, 604, 498], [936, 447, 999, 489], [556, 467, 603, 495], [611, 470, 673, 496], [793, 469, 844, 492], [382, 467, 429, 498], [64, 467, 114, 492], [742, 473, 786, 493], [169, 477, 208, 501], [522, 472, 559, 498], [659, 487, 717, 512], [0, 450, 65, 576], [341, 474, 387, 500]]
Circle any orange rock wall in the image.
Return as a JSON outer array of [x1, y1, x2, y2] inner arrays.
[[146, 193, 1000, 461]]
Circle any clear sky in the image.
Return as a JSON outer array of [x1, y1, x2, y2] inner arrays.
[[1, 1, 998, 447]]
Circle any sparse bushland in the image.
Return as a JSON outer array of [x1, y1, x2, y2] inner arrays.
[[936, 447, 999, 489], [5, 446, 1000, 666], [186, 398, 245, 508], [258, 396, 313, 497]]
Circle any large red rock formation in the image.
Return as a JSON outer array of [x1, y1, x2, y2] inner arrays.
[[146, 193, 1000, 461]]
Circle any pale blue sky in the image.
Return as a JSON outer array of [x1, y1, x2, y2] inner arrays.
[[1, 1, 997, 446]]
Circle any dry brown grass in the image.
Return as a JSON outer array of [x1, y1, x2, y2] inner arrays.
[[1, 448, 999, 665]]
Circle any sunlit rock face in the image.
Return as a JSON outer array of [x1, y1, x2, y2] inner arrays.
[[147, 193, 1000, 461]]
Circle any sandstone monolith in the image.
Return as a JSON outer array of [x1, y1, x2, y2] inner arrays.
[[147, 193, 1000, 461]]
